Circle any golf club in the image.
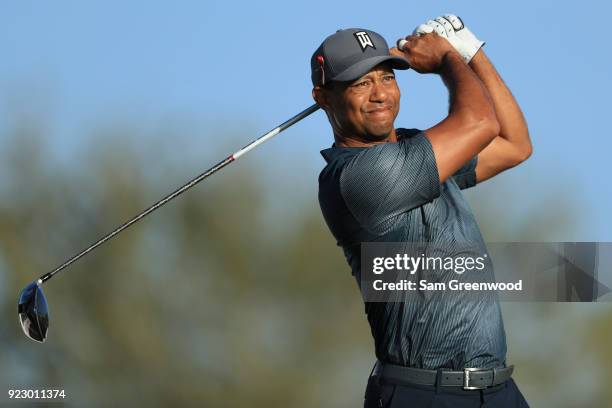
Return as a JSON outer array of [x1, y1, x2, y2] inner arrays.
[[17, 103, 320, 343]]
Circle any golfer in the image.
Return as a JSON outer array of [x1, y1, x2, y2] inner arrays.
[[313, 15, 532, 408]]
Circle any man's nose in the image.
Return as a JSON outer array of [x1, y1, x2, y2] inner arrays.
[[370, 79, 387, 102]]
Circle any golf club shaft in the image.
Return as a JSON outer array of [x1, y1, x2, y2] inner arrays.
[[38, 104, 320, 284]]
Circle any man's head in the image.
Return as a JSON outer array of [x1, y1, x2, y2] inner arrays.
[[310, 28, 410, 144]]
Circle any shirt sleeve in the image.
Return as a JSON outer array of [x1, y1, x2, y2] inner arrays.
[[452, 156, 478, 190], [339, 132, 441, 234]]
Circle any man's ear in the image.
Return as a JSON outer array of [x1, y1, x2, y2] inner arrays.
[[312, 86, 329, 110]]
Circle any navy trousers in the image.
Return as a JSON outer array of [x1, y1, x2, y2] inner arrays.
[[364, 370, 530, 408]]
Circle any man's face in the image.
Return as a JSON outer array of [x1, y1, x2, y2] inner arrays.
[[318, 63, 400, 142]]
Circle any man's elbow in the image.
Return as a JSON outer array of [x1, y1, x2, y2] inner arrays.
[[519, 141, 533, 162], [509, 139, 533, 167], [515, 131, 533, 163]]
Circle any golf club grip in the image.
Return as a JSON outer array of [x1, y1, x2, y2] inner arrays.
[[38, 104, 320, 284]]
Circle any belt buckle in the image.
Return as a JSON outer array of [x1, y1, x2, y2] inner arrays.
[[463, 368, 487, 390]]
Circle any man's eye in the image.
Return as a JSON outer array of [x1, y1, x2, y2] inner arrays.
[[383, 75, 396, 82], [353, 81, 369, 88]]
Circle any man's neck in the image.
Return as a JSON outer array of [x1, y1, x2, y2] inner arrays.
[[335, 130, 398, 148]]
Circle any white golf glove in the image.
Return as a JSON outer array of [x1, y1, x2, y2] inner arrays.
[[413, 14, 484, 63]]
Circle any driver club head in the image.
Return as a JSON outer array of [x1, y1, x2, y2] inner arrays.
[[18, 280, 49, 343]]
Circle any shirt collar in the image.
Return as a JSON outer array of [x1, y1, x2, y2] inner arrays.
[[319, 129, 418, 163], [320, 143, 367, 163]]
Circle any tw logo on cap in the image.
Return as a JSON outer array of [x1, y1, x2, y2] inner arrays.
[[354, 31, 376, 51]]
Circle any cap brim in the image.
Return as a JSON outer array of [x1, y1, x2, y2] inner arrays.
[[331, 55, 410, 82]]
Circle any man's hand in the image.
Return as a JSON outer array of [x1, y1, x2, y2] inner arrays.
[[413, 14, 485, 63], [391, 33, 458, 74]]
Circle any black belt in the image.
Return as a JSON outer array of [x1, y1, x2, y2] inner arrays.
[[373, 361, 514, 390]]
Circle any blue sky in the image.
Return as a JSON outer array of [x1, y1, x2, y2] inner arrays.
[[1, 0, 611, 239]]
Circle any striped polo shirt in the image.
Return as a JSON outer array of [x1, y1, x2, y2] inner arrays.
[[318, 128, 507, 370]]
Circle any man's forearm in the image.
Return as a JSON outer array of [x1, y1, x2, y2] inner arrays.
[[441, 51, 498, 127], [469, 51, 532, 157], [423, 51, 500, 183]]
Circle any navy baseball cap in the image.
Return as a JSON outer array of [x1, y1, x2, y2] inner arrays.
[[311, 28, 410, 87]]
